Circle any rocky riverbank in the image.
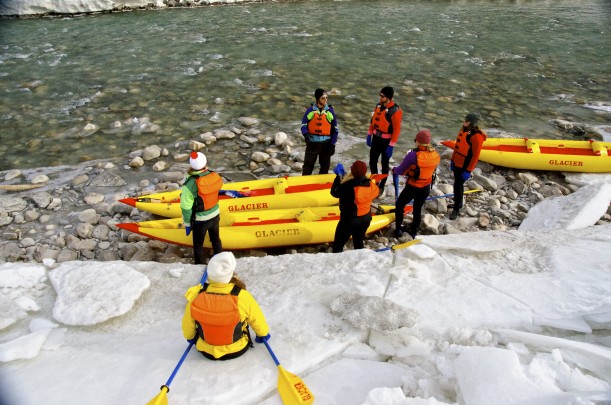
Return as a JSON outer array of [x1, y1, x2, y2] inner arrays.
[[1, 116, 610, 265]]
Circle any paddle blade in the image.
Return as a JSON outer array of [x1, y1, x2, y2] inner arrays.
[[277, 365, 314, 405], [146, 385, 169, 405]]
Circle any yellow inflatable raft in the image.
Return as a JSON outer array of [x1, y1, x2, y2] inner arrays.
[[441, 138, 611, 173], [119, 174, 338, 218], [116, 205, 402, 250]]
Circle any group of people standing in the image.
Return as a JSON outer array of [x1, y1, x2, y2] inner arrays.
[[301, 86, 486, 251], [176, 86, 487, 362]]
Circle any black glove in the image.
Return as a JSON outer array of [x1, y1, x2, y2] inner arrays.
[[329, 143, 336, 156]]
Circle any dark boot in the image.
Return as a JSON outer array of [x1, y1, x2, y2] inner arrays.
[[450, 209, 460, 220]]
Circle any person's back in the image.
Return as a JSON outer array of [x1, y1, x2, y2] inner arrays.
[[331, 160, 379, 252], [182, 252, 269, 360]]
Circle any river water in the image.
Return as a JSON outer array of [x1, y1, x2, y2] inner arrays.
[[0, 0, 609, 171]]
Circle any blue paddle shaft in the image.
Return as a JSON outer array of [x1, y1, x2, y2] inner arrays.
[[263, 340, 281, 366], [165, 341, 194, 388]]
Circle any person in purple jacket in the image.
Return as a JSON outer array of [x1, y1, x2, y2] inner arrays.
[[391, 130, 440, 239], [301, 88, 339, 175]]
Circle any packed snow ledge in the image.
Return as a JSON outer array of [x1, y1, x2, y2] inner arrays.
[[1, 176, 611, 404]]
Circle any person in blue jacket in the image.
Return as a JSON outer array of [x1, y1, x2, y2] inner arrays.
[[301, 88, 339, 175]]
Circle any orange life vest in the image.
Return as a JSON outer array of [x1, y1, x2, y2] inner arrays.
[[404, 148, 440, 187], [371, 103, 400, 135], [354, 180, 379, 216], [453, 128, 481, 157], [192, 171, 223, 212], [190, 284, 245, 346], [307, 109, 333, 136]]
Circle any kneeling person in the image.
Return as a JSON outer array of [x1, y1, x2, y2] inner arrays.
[[182, 252, 270, 361]]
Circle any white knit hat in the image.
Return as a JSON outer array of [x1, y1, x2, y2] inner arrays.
[[207, 252, 236, 284], [189, 151, 207, 170]]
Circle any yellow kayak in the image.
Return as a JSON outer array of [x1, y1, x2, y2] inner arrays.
[[116, 205, 403, 250], [441, 138, 611, 173], [119, 174, 338, 218]]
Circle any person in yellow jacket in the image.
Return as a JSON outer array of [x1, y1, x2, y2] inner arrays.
[[182, 252, 270, 360]]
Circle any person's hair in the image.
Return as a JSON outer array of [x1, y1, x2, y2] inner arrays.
[[230, 275, 246, 290]]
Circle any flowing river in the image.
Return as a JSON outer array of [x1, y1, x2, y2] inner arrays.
[[0, 0, 609, 171]]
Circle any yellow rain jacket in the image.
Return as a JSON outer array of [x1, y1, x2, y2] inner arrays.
[[182, 281, 269, 359]]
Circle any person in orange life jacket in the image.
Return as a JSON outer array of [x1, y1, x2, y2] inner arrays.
[[449, 113, 487, 220], [180, 151, 224, 265], [330, 160, 380, 253], [366, 86, 403, 194], [301, 88, 339, 175], [391, 130, 440, 239], [182, 252, 270, 361]]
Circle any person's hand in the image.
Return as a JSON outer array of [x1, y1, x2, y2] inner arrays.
[[329, 143, 336, 156], [187, 337, 197, 345], [366, 135, 372, 147], [461, 171, 471, 181], [255, 333, 271, 344], [450, 161, 455, 171], [333, 163, 346, 177], [184, 223, 191, 236], [385, 145, 394, 158]]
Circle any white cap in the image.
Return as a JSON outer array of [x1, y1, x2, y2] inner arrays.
[[189, 151, 207, 170], [207, 252, 236, 284]]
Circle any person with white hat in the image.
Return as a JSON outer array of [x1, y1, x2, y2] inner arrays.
[[182, 252, 270, 360], [180, 151, 224, 264], [391, 129, 440, 239]]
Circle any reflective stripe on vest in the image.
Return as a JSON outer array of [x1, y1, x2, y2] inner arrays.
[[190, 284, 245, 346]]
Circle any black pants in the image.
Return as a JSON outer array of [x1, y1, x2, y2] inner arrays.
[[395, 183, 431, 237], [369, 136, 391, 190], [452, 168, 468, 210], [192, 215, 222, 264], [332, 214, 372, 253], [303, 141, 334, 175]]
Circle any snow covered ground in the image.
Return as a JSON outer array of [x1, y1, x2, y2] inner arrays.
[[1, 173, 611, 405]]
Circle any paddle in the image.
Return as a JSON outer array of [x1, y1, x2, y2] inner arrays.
[[262, 340, 314, 405], [147, 342, 195, 405], [375, 238, 422, 253], [392, 172, 399, 203], [146, 268, 208, 405]]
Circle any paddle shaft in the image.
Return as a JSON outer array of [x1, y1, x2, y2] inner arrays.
[[160, 268, 208, 390], [263, 340, 281, 366], [161, 341, 194, 392]]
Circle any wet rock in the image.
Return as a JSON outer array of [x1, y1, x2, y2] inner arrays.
[[142, 145, 162, 161], [0, 196, 27, 212], [31, 175, 49, 184], [5, 170, 22, 181]]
